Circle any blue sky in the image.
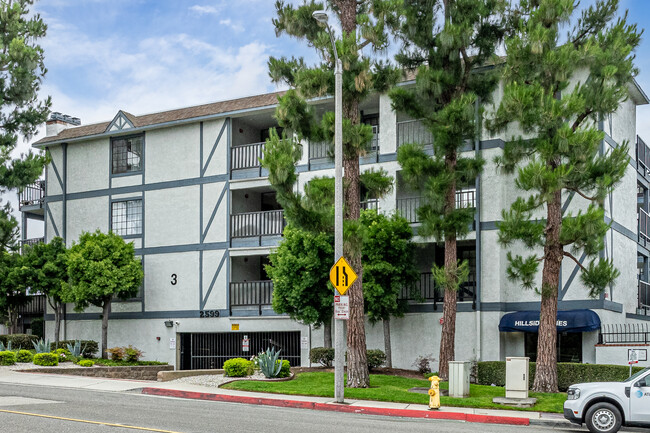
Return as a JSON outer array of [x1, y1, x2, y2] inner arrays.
[[10, 0, 650, 235]]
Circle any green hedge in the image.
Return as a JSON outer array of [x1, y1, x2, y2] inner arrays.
[[33, 353, 59, 366], [310, 347, 334, 367], [0, 351, 16, 365], [78, 360, 95, 367], [50, 340, 98, 358], [477, 361, 646, 391], [223, 358, 253, 377], [278, 360, 291, 378], [16, 350, 33, 363], [367, 349, 387, 370], [0, 334, 39, 350]]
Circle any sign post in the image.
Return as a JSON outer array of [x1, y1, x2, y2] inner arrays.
[[629, 349, 639, 376]]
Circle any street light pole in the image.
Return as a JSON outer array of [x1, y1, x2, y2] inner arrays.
[[313, 10, 345, 404]]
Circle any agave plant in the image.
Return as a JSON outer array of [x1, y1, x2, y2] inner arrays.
[[0, 341, 11, 352], [66, 340, 84, 358], [257, 347, 282, 378], [32, 338, 51, 354]]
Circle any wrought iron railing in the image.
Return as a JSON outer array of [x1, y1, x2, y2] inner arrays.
[[19, 237, 44, 255], [639, 208, 650, 242], [231, 142, 265, 170], [599, 323, 650, 344], [639, 280, 650, 316], [18, 180, 45, 210], [397, 120, 433, 148], [396, 189, 477, 223], [229, 280, 274, 315], [230, 210, 285, 239], [399, 272, 476, 308], [637, 136, 650, 174], [17, 294, 45, 315]]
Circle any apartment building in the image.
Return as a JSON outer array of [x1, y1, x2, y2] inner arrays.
[[18, 80, 650, 370]]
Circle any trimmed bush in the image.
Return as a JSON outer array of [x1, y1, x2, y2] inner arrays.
[[55, 348, 72, 362], [124, 345, 143, 362], [78, 360, 95, 367], [310, 347, 334, 367], [50, 340, 98, 358], [33, 352, 58, 366], [106, 347, 125, 361], [0, 334, 39, 350], [278, 360, 291, 378], [0, 351, 16, 365], [477, 361, 646, 391], [367, 349, 386, 370], [16, 350, 33, 363], [223, 358, 253, 377]]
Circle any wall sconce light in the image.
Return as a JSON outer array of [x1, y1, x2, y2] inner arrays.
[[164, 320, 174, 328], [156, 336, 161, 341]]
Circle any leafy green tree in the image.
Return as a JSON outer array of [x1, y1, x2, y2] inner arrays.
[[360, 210, 418, 367], [389, 0, 504, 379], [0, 251, 29, 333], [63, 231, 143, 359], [0, 202, 19, 251], [0, 0, 51, 232], [266, 226, 335, 347], [487, 0, 639, 392], [22, 237, 67, 345]]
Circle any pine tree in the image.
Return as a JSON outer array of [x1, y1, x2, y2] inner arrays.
[[389, 0, 505, 380], [0, 0, 51, 233], [487, 0, 640, 392], [266, 0, 400, 387]]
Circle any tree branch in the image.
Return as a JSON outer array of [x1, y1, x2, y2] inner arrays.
[[572, 109, 593, 131], [563, 251, 586, 271], [566, 187, 598, 201], [358, 39, 372, 51]]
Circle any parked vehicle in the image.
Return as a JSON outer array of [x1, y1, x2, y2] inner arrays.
[[564, 367, 650, 433]]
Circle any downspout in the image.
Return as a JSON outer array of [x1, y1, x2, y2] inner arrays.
[[474, 98, 482, 363]]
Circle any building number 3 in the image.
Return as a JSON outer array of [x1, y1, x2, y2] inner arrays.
[[171, 274, 177, 285]]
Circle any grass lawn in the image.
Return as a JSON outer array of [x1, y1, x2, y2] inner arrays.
[[221, 372, 566, 413]]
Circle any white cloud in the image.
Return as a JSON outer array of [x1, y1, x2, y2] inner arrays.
[[189, 5, 219, 15], [219, 19, 245, 33]]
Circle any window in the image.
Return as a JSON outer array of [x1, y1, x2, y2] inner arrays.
[[111, 199, 142, 236], [112, 135, 143, 174]]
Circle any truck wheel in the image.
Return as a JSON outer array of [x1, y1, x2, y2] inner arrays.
[[585, 402, 622, 433]]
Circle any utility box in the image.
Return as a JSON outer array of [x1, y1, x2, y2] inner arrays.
[[448, 361, 471, 398], [505, 357, 529, 399]]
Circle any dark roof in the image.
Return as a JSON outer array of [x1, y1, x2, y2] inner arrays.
[[34, 91, 285, 145]]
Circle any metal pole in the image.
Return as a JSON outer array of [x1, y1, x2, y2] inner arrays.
[[334, 57, 345, 404]]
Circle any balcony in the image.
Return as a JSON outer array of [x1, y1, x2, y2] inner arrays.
[[637, 136, 650, 176], [229, 280, 273, 315], [396, 189, 477, 223], [361, 199, 378, 211], [17, 294, 46, 316], [397, 120, 433, 149], [639, 208, 650, 244], [231, 142, 264, 171], [309, 125, 379, 162], [18, 181, 45, 211], [399, 272, 476, 309], [639, 280, 650, 316], [19, 237, 44, 255]]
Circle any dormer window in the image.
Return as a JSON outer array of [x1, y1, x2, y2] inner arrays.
[[112, 134, 143, 174]]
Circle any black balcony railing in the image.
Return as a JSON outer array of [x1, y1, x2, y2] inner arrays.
[[230, 210, 285, 239], [361, 199, 378, 211], [230, 280, 273, 315], [399, 272, 476, 309], [231, 142, 264, 171], [637, 136, 650, 174], [19, 237, 44, 254], [639, 209, 650, 242], [397, 189, 477, 223], [599, 323, 650, 344], [639, 280, 650, 316], [17, 294, 45, 315], [18, 180, 45, 210], [397, 120, 433, 148]]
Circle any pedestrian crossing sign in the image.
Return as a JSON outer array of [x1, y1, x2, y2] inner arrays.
[[330, 256, 357, 295]]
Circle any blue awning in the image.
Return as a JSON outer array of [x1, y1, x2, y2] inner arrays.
[[498, 309, 601, 333]]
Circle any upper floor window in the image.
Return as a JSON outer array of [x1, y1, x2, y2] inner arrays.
[[111, 199, 142, 236], [112, 135, 143, 174]]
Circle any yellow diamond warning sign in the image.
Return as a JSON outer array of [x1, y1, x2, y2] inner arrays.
[[329, 257, 357, 295]]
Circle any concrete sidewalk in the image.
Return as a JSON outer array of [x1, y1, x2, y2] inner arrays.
[[0, 369, 569, 427]]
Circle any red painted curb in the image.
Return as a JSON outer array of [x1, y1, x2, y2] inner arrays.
[[140, 388, 530, 426]]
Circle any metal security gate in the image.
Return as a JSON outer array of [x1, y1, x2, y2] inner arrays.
[[179, 331, 301, 370]]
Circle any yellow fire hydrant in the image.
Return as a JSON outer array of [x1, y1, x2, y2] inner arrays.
[[428, 375, 441, 410]]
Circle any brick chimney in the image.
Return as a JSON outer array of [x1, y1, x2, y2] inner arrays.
[[46, 112, 81, 137]]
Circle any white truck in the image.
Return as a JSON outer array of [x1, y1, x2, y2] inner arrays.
[[564, 367, 650, 433]]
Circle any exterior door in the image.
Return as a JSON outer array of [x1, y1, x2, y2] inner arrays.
[[629, 372, 650, 422]]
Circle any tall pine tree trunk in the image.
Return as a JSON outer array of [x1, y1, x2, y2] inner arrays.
[[533, 188, 562, 393], [383, 318, 392, 368], [439, 151, 458, 381], [323, 316, 332, 348], [101, 300, 111, 359]]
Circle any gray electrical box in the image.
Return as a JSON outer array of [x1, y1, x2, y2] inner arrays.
[[449, 361, 471, 398], [505, 357, 529, 399]]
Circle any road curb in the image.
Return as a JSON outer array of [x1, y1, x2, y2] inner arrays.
[[140, 388, 531, 426]]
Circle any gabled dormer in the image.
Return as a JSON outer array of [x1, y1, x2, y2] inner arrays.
[[106, 110, 136, 132]]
